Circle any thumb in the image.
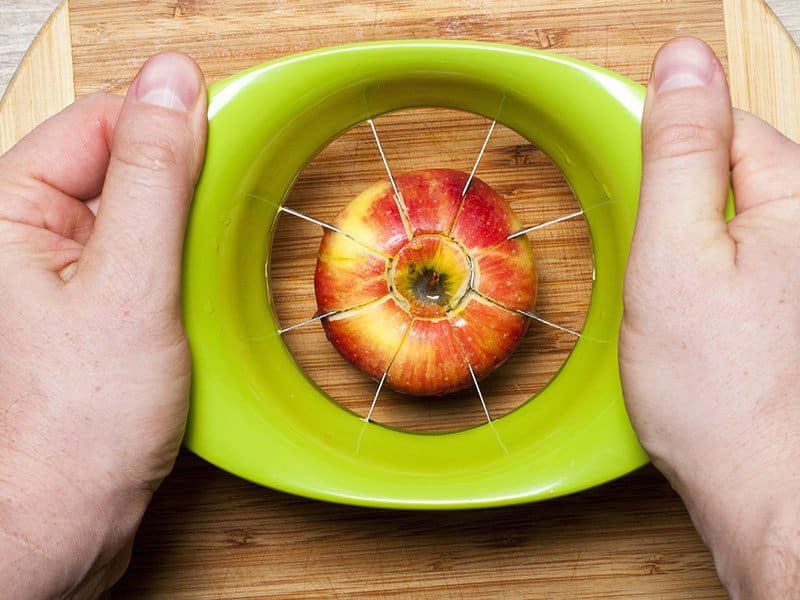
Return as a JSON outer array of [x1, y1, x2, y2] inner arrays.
[[83, 52, 207, 300], [636, 37, 734, 264]]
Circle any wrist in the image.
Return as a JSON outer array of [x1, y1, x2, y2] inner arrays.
[[678, 478, 800, 599], [0, 448, 150, 599], [715, 504, 800, 599]]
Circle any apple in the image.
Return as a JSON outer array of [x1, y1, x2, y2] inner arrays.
[[314, 168, 537, 396]]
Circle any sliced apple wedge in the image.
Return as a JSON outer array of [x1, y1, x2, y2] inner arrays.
[[449, 292, 530, 379], [473, 239, 538, 311], [387, 319, 469, 396], [322, 296, 411, 381], [315, 232, 389, 313], [450, 175, 522, 252], [333, 180, 409, 255], [396, 169, 466, 235]]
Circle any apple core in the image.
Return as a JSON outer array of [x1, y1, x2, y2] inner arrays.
[[390, 234, 471, 318], [314, 168, 537, 396]]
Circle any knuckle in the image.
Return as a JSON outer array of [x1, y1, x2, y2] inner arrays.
[[645, 119, 726, 162], [114, 129, 185, 174]]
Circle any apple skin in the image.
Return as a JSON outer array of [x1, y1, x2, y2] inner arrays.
[[332, 180, 408, 255], [314, 168, 537, 396], [322, 296, 411, 381], [387, 319, 470, 396], [449, 293, 530, 378], [315, 233, 388, 313], [397, 169, 465, 235], [473, 239, 538, 311], [450, 176, 523, 251]]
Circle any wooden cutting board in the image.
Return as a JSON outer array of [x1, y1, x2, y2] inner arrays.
[[1, 1, 799, 597]]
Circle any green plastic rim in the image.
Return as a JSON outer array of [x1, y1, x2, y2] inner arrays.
[[183, 40, 649, 509]]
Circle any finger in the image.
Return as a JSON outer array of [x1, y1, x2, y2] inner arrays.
[[730, 110, 800, 212], [0, 94, 121, 244], [637, 37, 734, 260], [0, 93, 122, 201], [0, 181, 96, 245], [81, 52, 207, 299]]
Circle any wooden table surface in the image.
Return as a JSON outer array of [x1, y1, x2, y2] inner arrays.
[[2, 1, 800, 108], [1, 1, 799, 598]]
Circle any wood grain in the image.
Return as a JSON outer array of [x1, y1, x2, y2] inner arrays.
[[0, 0, 62, 101], [67, 0, 728, 95], [118, 456, 723, 599], [0, 0, 73, 154], [1, 0, 798, 597], [725, 0, 800, 141]]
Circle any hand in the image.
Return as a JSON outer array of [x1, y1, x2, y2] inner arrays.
[[620, 37, 800, 596], [0, 53, 206, 597]]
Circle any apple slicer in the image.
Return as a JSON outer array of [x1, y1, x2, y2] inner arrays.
[[183, 40, 649, 508]]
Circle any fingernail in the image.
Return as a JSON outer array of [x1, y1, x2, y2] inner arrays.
[[135, 53, 200, 112], [653, 38, 716, 94]]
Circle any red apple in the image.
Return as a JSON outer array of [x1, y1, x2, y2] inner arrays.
[[314, 168, 537, 396]]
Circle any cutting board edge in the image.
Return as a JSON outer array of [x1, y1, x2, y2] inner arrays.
[[0, 0, 74, 155], [725, 0, 800, 141]]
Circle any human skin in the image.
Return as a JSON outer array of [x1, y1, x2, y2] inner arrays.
[[0, 38, 798, 599], [0, 52, 206, 597], [620, 37, 800, 597]]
